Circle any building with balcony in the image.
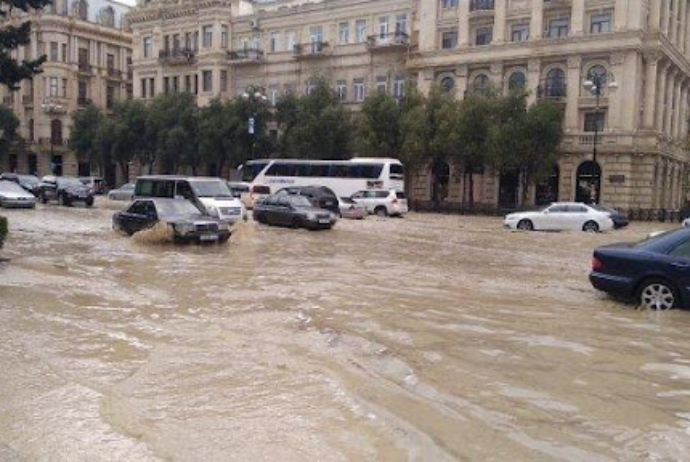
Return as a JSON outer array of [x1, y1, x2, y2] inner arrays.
[[0, 0, 133, 181]]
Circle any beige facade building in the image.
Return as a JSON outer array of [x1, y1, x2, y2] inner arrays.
[[0, 0, 132, 181], [125, 0, 690, 212]]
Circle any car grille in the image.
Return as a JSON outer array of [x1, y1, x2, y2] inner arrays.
[[219, 207, 241, 216], [316, 213, 331, 220], [195, 223, 219, 232]]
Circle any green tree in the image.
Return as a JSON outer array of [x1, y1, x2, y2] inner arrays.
[[0, 103, 19, 164], [355, 91, 404, 158], [1, 0, 52, 90], [147, 92, 198, 174], [112, 99, 151, 177], [69, 104, 105, 174]]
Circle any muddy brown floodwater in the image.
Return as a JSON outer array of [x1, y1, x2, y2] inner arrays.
[[1, 202, 690, 461]]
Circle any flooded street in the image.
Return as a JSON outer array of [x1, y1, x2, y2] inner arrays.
[[2, 202, 690, 461]]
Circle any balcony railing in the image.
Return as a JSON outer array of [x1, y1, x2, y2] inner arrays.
[[41, 97, 69, 114], [107, 68, 122, 79], [470, 0, 494, 11], [2, 96, 14, 105], [159, 48, 197, 66], [38, 137, 69, 147], [77, 97, 92, 106], [292, 41, 329, 58], [537, 84, 567, 99], [78, 62, 92, 73], [228, 48, 264, 63], [367, 32, 410, 50]]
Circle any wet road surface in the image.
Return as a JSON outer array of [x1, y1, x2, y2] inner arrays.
[[1, 202, 690, 461]]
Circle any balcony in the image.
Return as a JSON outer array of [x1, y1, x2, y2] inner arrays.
[[159, 48, 197, 66], [470, 0, 494, 12], [537, 84, 567, 101], [367, 32, 410, 51], [106, 68, 123, 80], [78, 62, 92, 74], [41, 97, 69, 114], [228, 48, 264, 65], [22, 95, 34, 105], [292, 41, 330, 59], [2, 96, 14, 105], [77, 97, 92, 107]]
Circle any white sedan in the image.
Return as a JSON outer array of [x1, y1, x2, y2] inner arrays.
[[504, 202, 614, 233]]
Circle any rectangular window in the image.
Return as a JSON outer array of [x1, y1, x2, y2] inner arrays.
[[393, 76, 405, 98], [61, 43, 67, 62], [356, 20, 367, 43], [286, 31, 296, 51], [141, 78, 147, 98], [78, 80, 88, 101], [49, 77, 58, 97], [194, 74, 199, 94], [584, 112, 606, 132], [336, 79, 347, 102], [107, 53, 115, 70], [220, 70, 228, 92], [475, 27, 493, 45], [173, 34, 180, 52], [442, 31, 458, 49], [203, 25, 213, 48], [378, 16, 388, 38], [269, 85, 278, 106], [50, 42, 58, 61], [590, 13, 612, 34], [148, 78, 155, 97], [185, 75, 192, 93], [143, 37, 152, 58], [339, 22, 350, 44], [221, 25, 229, 48], [442, 0, 458, 7], [354, 78, 366, 102], [376, 75, 388, 94], [547, 18, 569, 38], [106, 85, 115, 109], [163, 76, 170, 94], [270, 32, 280, 52], [172, 76, 179, 93], [511, 23, 529, 42], [202, 70, 212, 92], [61, 78, 67, 98], [395, 14, 407, 35]]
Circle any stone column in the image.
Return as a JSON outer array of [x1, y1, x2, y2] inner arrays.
[[455, 64, 468, 99], [571, 0, 586, 35], [679, 0, 688, 51], [493, 0, 507, 43], [527, 58, 541, 105], [458, 0, 470, 46], [418, 0, 439, 51], [650, 0, 663, 30], [664, 71, 678, 136], [417, 69, 434, 95], [662, 0, 671, 35], [530, 0, 543, 41], [684, 0, 690, 54], [615, 0, 629, 30], [656, 63, 669, 133], [565, 56, 582, 131], [643, 54, 660, 129], [490, 63, 504, 88], [674, 81, 686, 138]]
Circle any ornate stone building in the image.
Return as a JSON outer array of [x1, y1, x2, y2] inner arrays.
[[0, 0, 132, 181]]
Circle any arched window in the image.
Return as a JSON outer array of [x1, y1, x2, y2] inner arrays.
[[586, 65, 607, 85], [472, 74, 489, 93], [440, 76, 455, 92], [545, 68, 565, 97], [508, 71, 526, 91], [100, 6, 115, 27], [73, 0, 89, 21]]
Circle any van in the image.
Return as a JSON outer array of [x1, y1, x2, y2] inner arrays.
[[135, 176, 246, 224]]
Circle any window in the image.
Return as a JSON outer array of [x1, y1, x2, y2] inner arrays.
[[269, 85, 278, 106], [49, 77, 58, 97], [203, 25, 213, 48], [310, 25, 323, 45], [354, 78, 366, 102], [172, 76, 179, 93], [61, 78, 67, 97], [586, 65, 608, 86], [270, 32, 280, 52], [511, 23, 529, 42], [185, 75, 192, 93], [440, 76, 455, 92], [141, 78, 147, 98], [393, 75, 405, 98], [442, 0, 458, 8], [395, 14, 407, 35], [356, 20, 367, 43], [50, 42, 58, 61], [61, 43, 67, 62], [339, 22, 349, 44], [508, 72, 526, 90], [545, 68, 566, 97], [336, 79, 347, 102], [202, 70, 212, 92], [378, 16, 388, 38], [376, 75, 388, 94], [286, 31, 296, 51], [221, 25, 229, 48], [590, 13, 612, 34], [100, 6, 115, 27], [442, 31, 458, 49], [547, 18, 569, 38], [107, 53, 115, 70], [584, 112, 605, 132], [306, 79, 317, 95], [78, 80, 88, 101], [220, 70, 228, 92], [106, 85, 115, 109], [475, 27, 493, 45], [163, 76, 170, 94], [472, 74, 489, 92], [143, 37, 152, 58], [148, 78, 155, 97]]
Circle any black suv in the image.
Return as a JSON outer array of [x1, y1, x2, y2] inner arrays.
[[39, 176, 94, 207], [275, 185, 339, 215]]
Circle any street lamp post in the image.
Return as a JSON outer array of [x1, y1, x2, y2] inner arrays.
[[242, 85, 268, 160], [582, 72, 618, 204]]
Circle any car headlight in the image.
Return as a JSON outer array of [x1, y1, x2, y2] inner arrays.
[[176, 223, 194, 235], [206, 205, 220, 218], [306, 212, 316, 220]]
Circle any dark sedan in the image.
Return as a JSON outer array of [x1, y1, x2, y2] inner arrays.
[[593, 205, 629, 229], [113, 198, 232, 244], [590, 228, 690, 309], [253, 194, 337, 230], [39, 176, 94, 207]]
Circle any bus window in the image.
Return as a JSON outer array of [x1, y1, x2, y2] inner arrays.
[[390, 164, 404, 180], [241, 161, 269, 182], [361, 164, 383, 179], [346, 165, 361, 178], [310, 164, 329, 177], [330, 164, 348, 178], [296, 163, 311, 177]]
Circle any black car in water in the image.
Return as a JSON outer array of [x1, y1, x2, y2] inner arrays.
[[113, 198, 232, 244], [253, 194, 337, 230], [275, 185, 340, 216], [0, 173, 40, 196], [39, 176, 94, 207], [590, 227, 690, 310]]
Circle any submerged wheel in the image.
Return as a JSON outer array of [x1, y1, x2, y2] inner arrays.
[[517, 219, 533, 231], [375, 206, 388, 217], [291, 217, 301, 229], [638, 278, 678, 310], [583, 221, 600, 233]]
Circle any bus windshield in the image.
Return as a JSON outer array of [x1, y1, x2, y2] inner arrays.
[[241, 161, 270, 182]]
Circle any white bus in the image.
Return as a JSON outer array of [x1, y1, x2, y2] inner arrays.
[[237, 158, 405, 198]]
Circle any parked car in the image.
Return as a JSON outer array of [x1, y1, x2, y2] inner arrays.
[[135, 176, 246, 224], [275, 185, 340, 216], [590, 228, 690, 310], [0, 180, 37, 208], [0, 173, 40, 196], [235, 184, 270, 209], [592, 205, 629, 229], [39, 176, 94, 207], [503, 202, 614, 232], [108, 183, 136, 201], [253, 194, 337, 230], [113, 198, 232, 244], [351, 189, 408, 217], [79, 176, 106, 195], [338, 197, 366, 219], [227, 181, 250, 199]]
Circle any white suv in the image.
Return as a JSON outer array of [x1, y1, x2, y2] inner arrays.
[[351, 189, 408, 217]]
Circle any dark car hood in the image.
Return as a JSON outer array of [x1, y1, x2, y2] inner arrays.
[[62, 185, 91, 194]]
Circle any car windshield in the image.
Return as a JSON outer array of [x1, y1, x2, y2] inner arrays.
[[634, 228, 686, 248], [591, 205, 614, 213], [340, 197, 356, 204], [288, 196, 313, 208], [19, 175, 39, 185], [57, 177, 83, 187], [0, 180, 27, 194], [190, 180, 233, 198], [122, 184, 135, 190], [156, 200, 202, 218]]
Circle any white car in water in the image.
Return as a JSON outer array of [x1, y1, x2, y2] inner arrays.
[[504, 202, 614, 233]]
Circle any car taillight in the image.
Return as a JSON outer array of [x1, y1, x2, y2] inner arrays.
[[592, 257, 603, 271], [392, 197, 398, 204]]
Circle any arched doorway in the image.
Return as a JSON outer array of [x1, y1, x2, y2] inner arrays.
[[575, 161, 602, 204], [499, 170, 519, 209], [536, 166, 560, 206], [431, 158, 450, 205]]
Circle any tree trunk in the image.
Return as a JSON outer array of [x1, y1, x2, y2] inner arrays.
[[520, 171, 530, 208], [118, 161, 129, 186], [468, 172, 475, 210]]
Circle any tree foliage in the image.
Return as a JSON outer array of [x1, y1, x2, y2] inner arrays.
[[0, 0, 52, 90], [0, 103, 19, 164]]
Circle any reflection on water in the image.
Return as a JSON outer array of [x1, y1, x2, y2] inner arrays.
[[1, 203, 690, 460]]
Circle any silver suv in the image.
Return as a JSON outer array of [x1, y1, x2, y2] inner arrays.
[[351, 189, 408, 217]]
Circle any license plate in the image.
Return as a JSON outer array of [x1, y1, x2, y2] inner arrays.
[[318, 219, 330, 224], [200, 234, 219, 241]]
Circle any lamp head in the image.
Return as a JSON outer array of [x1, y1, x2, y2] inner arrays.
[[583, 80, 594, 91], [608, 81, 619, 90]]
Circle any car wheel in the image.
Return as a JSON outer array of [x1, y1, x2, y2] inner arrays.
[[638, 278, 678, 310], [291, 217, 301, 229], [58, 193, 66, 206], [375, 206, 388, 217], [517, 219, 533, 231], [583, 221, 599, 233], [41, 192, 48, 204], [85, 197, 94, 208]]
